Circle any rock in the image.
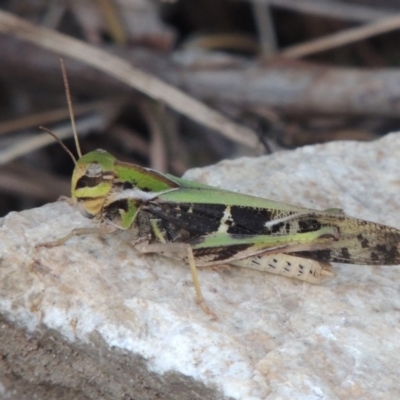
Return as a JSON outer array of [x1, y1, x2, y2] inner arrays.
[[1, 133, 400, 399]]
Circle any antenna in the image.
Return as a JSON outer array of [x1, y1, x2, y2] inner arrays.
[[39, 126, 77, 165], [60, 59, 82, 158]]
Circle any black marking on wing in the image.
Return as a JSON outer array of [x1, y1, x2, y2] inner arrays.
[[298, 219, 322, 233], [147, 201, 297, 241], [270, 222, 285, 234], [228, 206, 272, 234], [378, 244, 400, 263], [357, 234, 369, 248], [145, 202, 339, 246], [146, 202, 226, 235], [228, 208, 324, 235], [292, 240, 400, 265], [341, 247, 350, 259]]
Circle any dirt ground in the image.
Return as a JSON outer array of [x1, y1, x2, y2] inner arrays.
[[0, 316, 222, 400]]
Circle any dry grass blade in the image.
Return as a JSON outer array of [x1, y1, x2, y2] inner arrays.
[[0, 98, 121, 164], [140, 102, 168, 173], [281, 14, 400, 59], [253, 0, 391, 22], [0, 112, 104, 165], [251, 0, 277, 57], [0, 101, 110, 136], [0, 10, 259, 149]]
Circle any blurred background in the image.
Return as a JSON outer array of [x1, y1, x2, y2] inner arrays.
[[0, 0, 400, 216]]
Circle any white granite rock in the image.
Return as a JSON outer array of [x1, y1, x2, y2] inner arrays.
[[1, 133, 400, 399]]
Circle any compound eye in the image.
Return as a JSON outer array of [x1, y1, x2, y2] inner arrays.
[[86, 163, 103, 177]]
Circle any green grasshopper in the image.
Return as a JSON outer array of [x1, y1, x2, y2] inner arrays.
[[39, 66, 400, 317]]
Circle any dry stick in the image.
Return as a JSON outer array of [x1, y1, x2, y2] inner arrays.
[[251, 0, 277, 57], [4, 38, 400, 118], [0, 99, 120, 163], [247, 0, 391, 22], [140, 101, 168, 173], [0, 113, 105, 165], [281, 14, 400, 59], [0, 106, 77, 136], [0, 10, 259, 149], [0, 100, 110, 136]]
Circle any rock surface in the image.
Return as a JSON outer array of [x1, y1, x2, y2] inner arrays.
[[1, 133, 400, 399]]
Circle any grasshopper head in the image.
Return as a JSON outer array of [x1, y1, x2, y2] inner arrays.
[[72, 149, 116, 219]]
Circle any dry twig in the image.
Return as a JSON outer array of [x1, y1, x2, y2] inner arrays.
[[0, 101, 111, 136], [243, 0, 392, 22], [0, 10, 260, 149], [281, 13, 400, 58], [1, 37, 400, 118], [0, 106, 114, 165], [251, 0, 277, 57]]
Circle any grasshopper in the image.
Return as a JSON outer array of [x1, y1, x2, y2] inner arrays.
[[39, 64, 400, 317]]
